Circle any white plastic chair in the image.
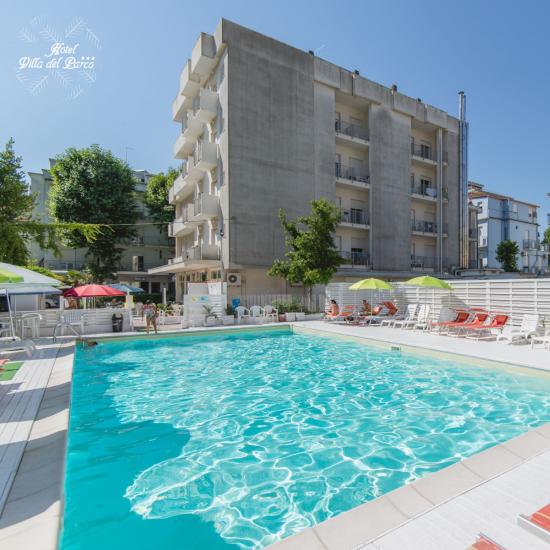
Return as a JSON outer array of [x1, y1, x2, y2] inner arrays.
[[382, 304, 417, 328], [20, 313, 42, 339], [531, 329, 550, 350], [0, 337, 35, 358], [235, 306, 250, 324], [249, 305, 267, 324], [264, 305, 278, 322], [53, 311, 85, 341], [497, 314, 539, 344]]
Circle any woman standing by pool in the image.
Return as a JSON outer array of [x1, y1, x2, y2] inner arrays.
[[143, 300, 158, 335]]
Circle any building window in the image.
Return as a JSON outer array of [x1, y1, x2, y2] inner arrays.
[[151, 282, 161, 294], [132, 256, 144, 272]]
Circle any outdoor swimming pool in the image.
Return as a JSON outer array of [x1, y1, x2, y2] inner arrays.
[[60, 327, 550, 549]]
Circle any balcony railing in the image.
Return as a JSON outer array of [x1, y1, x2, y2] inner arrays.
[[411, 183, 438, 199], [341, 209, 369, 225], [411, 143, 435, 161], [183, 244, 220, 262], [340, 251, 370, 266], [410, 256, 449, 270], [523, 239, 541, 250], [335, 119, 369, 141], [335, 163, 370, 184], [411, 219, 437, 234]]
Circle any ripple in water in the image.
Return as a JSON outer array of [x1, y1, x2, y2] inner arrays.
[[73, 330, 550, 549]]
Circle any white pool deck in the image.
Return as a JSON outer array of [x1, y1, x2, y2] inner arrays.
[[0, 322, 549, 549]]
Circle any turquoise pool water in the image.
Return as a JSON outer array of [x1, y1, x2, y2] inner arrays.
[[61, 327, 550, 549]]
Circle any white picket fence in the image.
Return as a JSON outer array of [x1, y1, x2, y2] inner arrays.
[[238, 294, 325, 312], [326, 278, 550, 326]]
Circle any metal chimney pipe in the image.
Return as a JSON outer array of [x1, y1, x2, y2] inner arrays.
[[458, 92, 469, 269]]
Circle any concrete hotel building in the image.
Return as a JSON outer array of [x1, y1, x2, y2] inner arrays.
[[29, 164, 173, 293], [151, 20, 471, 299]]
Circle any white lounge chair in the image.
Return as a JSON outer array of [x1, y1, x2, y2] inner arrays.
[[53, 311, 86, 341], [497, 314, 539, 344], [530, 329, 550, 349], [249, 305, 267, 324], [264, 304, 278, 322], [384, 304, 418, 328], [400, 305, 427, 329], [0, 337, 35, 358], [413, 305, 431, 331], [235, 306, 251, 324]]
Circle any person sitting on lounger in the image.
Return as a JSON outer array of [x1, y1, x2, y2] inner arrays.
[[361, 300, 372, 316], [327, 300, 340, 318]]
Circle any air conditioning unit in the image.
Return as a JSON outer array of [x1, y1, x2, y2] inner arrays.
[[227, 273, 241, 286]]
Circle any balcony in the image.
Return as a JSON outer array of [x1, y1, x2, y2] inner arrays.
[[335, 119, 369, 146], [411, 256, 448, 271], [179, 59, 201, 99], [191, 89, 218, 123], [340, 209, 369, 229], [523, 239, 541, 250], [182, 244, 220, 265], [190, 33, 216, 77], [411, 219, 448, 236], [410, 183, 448, 201], [169, 204, 198, 237], [173, 132, 196, 160], [172, 93, 187, 122], [469, 228, 478, 240], [183, 110, 203, 141], [193, 140, 217, 171], [410, 142, 448, 165], [192, 193, 219, 221], [169, 163, 195, 204], [335, 163, 370, 188], [340, 250, 370, 267], [479, 237, 488, 248]]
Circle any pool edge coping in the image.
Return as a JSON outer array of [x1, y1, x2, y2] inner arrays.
[[1, 325, 550, 550]]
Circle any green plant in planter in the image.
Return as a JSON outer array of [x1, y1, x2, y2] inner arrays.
[[203, 305, 218, 319], [225, 305, 234, 316]]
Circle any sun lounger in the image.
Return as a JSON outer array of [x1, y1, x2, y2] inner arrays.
[[518, 503, 550, 543], [325, 305, 355, 323], [496, 314, 539, 344], [413, 305, 432, 330], [362, 305, 392, 325], [452, 311, 490, 336], [465, 314, 509, 340], [467, 532, 506, 549], [430, 309, 471, 334], [0, 337, 35, 358], [385, 303, 418, 328]]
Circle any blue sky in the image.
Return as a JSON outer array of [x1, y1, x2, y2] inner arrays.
[[1, 0, 549, 227]]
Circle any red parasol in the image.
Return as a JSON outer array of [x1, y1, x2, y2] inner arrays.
[[63, 284, 126, 298]]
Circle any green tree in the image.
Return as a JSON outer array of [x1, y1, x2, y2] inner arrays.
[[49, 145, 138, 280], [496, 240, 520, 272], [143, 167, 178, 232], [543, 226, 550, 245], [0, 139, 36, 264], [268, 198, 342, 307]]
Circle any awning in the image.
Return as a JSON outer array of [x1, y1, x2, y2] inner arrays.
[[0, 285, 62, 296]]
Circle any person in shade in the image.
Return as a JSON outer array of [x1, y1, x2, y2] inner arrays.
[[143, 300, 158, 335]]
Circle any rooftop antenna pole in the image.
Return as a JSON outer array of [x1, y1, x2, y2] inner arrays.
[[458, 92, 469, 269], [125, 147, 135, 165]]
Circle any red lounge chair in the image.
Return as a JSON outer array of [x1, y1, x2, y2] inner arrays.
[[325, 305, 355, 322], [453, 312, 490, 336], [518, 503, 550, 543], [468, 533, 506, 550], [431, 310, 470, 333], [465, 314, 509, 340]]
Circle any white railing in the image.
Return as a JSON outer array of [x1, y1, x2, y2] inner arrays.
[[237, 294, 325, 312], [326, 278, 550, 325], [0, 308, 133, 337]]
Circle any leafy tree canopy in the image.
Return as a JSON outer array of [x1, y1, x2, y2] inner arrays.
[[268, 198, 342, 300], [49, 145, 138, 280], [543, 226, 550, 245], [0, 139, 100, 265], [143, 167, 178, 231], [495, 240, 520, 272]]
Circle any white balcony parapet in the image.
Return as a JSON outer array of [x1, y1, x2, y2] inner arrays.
[[173, 132, 196, 159], [191, 89, 218, 123], [191, 33, 216, 77], [172, 93, 187, 122], [194, 140, 217, 171], [192, 193, 219, 221], [183, 110, 203, 140], [179, 59, 201, 98]]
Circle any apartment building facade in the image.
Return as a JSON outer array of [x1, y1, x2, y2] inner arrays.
[[29, 164, 173, 293], [152, 20, 468, 299], [468, 182, 548, 273]]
